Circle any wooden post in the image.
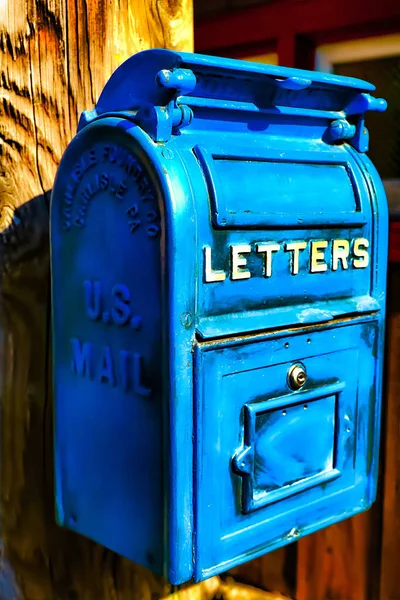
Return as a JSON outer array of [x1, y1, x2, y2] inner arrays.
[[379, 265, 400, 600], [296, 508, 382, 600], [0, 2, 193, 598]]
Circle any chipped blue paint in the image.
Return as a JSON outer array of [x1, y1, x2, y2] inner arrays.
[[50, 49, 388, 584]]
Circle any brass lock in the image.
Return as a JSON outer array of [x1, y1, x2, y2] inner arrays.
[[288, 363, 307, 390]]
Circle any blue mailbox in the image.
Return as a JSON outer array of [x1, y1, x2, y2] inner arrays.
[[50, 49, 388, 584]]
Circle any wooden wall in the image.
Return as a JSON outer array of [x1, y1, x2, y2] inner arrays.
[[0, 2, 194, 599]]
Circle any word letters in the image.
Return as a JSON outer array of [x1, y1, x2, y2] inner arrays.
[[204, 237, 369, 282]]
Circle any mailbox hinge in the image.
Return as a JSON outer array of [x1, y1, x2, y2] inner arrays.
[[135, 68, 196, 143], [78, 68, 196, 142], [326, 93, 386, 152]]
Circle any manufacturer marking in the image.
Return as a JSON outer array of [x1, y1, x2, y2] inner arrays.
[[61, 144, 160, 237]]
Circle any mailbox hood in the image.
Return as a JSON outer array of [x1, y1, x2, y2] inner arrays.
[[92, 49, 386, 145]]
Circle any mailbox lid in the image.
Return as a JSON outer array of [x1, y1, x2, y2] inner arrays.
[[194, 320, 381, 579], [95, 48, 377, 120], [194, 143, 366, 229]]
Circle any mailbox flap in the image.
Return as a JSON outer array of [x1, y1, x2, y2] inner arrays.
[[194, 321, 380, 579], [234, 382, 344, 513], [195, 145, 364, 229]]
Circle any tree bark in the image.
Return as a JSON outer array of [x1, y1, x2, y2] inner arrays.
[[0, 2, 193, 598]]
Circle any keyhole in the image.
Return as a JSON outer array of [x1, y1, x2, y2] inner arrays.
[[288, 364, 307, 390]]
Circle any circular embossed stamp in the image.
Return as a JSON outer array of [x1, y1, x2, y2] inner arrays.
[[59, 143, 161, 239]]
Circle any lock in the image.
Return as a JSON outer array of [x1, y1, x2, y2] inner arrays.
[[288, 363, 307, 390], [51, 48, 388, 584]]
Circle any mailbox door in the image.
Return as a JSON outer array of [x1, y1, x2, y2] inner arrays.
[[194, 319, 380, 580]]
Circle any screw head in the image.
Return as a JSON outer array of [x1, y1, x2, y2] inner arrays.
[[180, 312, 192, 328], [161, 148, 174, 159]]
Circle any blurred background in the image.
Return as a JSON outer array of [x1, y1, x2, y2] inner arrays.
[[1, 0, 399, 598], [195, 0, 400, 185]]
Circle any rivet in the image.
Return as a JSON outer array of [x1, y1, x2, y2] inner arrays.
[[180, 312, 192, 328], [162, 148, 174, 159]]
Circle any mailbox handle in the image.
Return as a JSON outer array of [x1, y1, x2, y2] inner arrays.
[[156, 68, 197, 96], [269, 76, 312, 91]]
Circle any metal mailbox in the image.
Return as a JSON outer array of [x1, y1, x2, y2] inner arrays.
[[50, 49, 388, 584]]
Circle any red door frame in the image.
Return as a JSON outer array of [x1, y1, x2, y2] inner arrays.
[[195, 0, 400, 68]]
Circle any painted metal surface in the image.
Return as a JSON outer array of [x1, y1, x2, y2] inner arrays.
[[50, 49, 388, 584]]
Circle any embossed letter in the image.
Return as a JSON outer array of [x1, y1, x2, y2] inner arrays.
[[256, 243, 280, 278], [71, 338, 93, 378], [284, 241, 307, 275], [99, 346, 115, 386], [310, 241, 328, 273], [84, 280, 102, 320], [100, 173, 109, 190], [88, 148, 97, 165], [120, 350, 130, 391], [127, 204, 140, 233], [204, 246, 226, 283], [133, 353, 151, 397], [111, 284, 131, 325], [114, 181, 127, 200], [332, 239, 350, 271], [103, 145, 116, 163], [231, 245, 251, 280]]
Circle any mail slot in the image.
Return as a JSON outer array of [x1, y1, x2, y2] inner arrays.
[[50, 49, 388, 584]]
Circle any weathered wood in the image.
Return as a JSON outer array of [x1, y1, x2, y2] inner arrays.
[[0, 1, 192, 598], [219, 577, 291, 600], [379, 265, 400, 600], [229, 547, 296, 598], [295, 281, 400, 600], [296, 510, 381, 600]]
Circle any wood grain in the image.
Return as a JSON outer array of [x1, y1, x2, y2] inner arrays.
[[0, 1, 192, 598], [295, 273, 400, 600], [379, 266, 400, 600], [229, 547, 296, 598], [296, 509, 381, 600]]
